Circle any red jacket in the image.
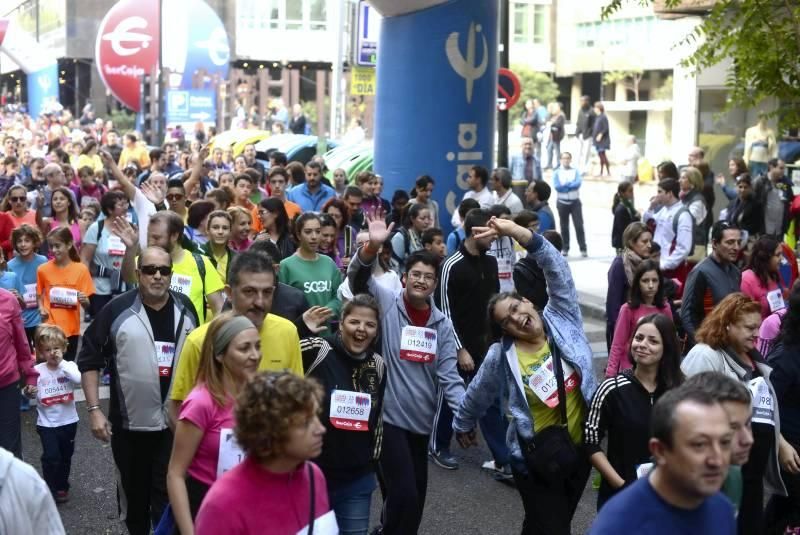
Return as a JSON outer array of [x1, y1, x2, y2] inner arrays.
[[0, 211, 13, 260], [0, 289, 37, 389]]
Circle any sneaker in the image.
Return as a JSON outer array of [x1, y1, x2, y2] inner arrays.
[[481, 460, 513, 481], [55, 490, 69, 504], [561, 251, 569, 257], [581, 251, 588, 258], [428, 449, 459, 470]]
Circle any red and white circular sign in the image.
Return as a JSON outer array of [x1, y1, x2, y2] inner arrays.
[[95, 0, 160, 111]]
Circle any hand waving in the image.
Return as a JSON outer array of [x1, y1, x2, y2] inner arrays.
[[110, 217, 139, 248], [140, 180, 165, 206], [302, 306, 335, 334], [365, 210, 394, 245]]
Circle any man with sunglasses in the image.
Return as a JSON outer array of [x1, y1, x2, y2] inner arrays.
[[348, 212, 465, 535], [680, 221, 742, 347], [78, 246, 199, 535]]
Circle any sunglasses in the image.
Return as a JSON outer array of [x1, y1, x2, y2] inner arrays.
[[9, 196, 26, 202], [166, 194, 185, 201], [139, 265, 172, 276]]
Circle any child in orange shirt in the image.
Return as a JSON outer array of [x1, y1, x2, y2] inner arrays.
[[36, 226, 94, 361]]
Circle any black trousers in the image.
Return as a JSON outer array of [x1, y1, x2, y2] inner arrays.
[[36, 422, 77, 494], [111, 428, 173, 535], [64, 335, 79, 362], [511, 455, 591, 535], [378, 422, 429, 535], [0, 381, 21, 459], [556, 200, 587, 253], [765, 438, 800, 533]]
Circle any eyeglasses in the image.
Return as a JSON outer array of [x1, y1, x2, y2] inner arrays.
[[139, 265, 172, 276], [166, 194, 184, 201], [9, 196, 26, 202], [407, 271, 436, 283]]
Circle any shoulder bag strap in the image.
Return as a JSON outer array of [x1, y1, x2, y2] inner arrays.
[[307, 462, 315, 535], [548, 337, 569, 426]]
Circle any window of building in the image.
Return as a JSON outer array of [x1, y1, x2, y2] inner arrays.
[[236, 0, 327, 32], [513, 2, 547, 45], [286, 0, 303, 30], [309, 0, 327, 30]]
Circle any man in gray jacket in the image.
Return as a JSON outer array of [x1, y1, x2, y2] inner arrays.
[[348, 213, 465, 535], [680, 221, 742, 346]]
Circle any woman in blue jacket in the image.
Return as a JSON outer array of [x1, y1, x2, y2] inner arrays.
[[453, 216, 597, 535]]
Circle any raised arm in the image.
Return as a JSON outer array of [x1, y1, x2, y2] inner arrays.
[[100, 149, 135, 201]]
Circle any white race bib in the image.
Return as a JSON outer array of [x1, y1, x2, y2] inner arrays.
[[296, 509, 339, 535], [50, 287, 78, 308], [170, 273, 192, 296], [38, 375, 75, 407], [636, 462, 655, 479], [107, 234, 126, 256], [399, 326, 437, 363], [154, 341, 176, 377], [496, 255, 514, 292], [329, 389, 371, 432], [23, 283, 37, 308], [766, 288, 785, 313], [748, 377, 775, 426], [526, 355, 579, 408], [217, 428, 245, 479]]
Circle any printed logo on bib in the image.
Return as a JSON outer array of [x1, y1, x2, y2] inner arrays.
[[399, 326, 437, 363], [154, 341, 176, 377], [329, 389, 371, 432], [23, 283, 37, 308], [170, 273, 192, 296], [107, 234, 127, 256], [748, 377, 775, 426], [766, 288, 785, 313], [217, 428, 245, 479], [296, 509, 339, 535], [50, 287, 78, 308], [525, 354, 579, 408]]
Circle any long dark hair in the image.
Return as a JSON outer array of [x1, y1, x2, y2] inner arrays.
[[402, 202, 427, 229], [629, 259, 665, 309], [612, 181, 633, 214], [777, 282, 800, 347], [746, 236, 780, 287], [628, 313, 684, 390], [259, 197, 290, 237]]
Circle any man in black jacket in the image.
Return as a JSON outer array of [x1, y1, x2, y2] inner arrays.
[[575, 95, 595, 171], [513, 230, 563, 311], [431, 209, 511, 477]]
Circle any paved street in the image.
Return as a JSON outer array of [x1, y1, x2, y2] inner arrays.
[[18, 176, 641, 534]]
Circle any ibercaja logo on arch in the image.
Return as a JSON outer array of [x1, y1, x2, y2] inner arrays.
[[96, 0, 159, 112]]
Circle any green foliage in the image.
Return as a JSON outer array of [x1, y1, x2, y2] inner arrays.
[[510, 64, 560, 109], [603, 70, 644, 100], [109, 109, 136, 133], [601, 0, 800, 128], [653, 75, 673, 100]]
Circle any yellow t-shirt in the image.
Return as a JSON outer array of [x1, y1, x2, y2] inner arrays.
[[517, 342, 586, 444], [211, 249, 228, 284], [170, 313, 303, 401], [170, 250, 225, 324]]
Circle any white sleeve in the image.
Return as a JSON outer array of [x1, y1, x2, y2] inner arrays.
[[688, 199, 707, 227], [133, 189, 156, 249], [662, 211, 694, 270]]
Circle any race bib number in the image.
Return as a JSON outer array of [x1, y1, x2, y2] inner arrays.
[[766, 288, 785, 313], [748, 377, 775, 426], [23, 283, 37, 308], [526, 355, 579, 408], [399, 326, 437, 363], [107, 234, 126, 256], [217, 428, 245, 479], [38, 375, 75, 407], [170, 273, 192, 296], [497, 256, 514, 292], [154, 341, 176, 377], [296, 509, 339, 535], [329, 389, 371, 432], [636, 462, 655, 479], [50, 287, 78, 308]]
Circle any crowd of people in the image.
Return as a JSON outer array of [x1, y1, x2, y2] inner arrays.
[[0, 105, 798, 535]]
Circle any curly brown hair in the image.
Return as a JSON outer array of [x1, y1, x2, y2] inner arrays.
[[234, 372, 323, 464], [695, 293, 761, 349]]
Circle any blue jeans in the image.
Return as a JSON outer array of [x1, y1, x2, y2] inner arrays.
[[328, 472, 377, 535], [37, 422, 77, 494], [431, 387, 510, 467], [546, 140, 561, 169]]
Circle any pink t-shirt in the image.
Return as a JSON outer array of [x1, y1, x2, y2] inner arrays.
[[195, 459, 334, 535], [606, 303, 673, 377], [741, 269, 785, 319], [179, 384, 235, 486]]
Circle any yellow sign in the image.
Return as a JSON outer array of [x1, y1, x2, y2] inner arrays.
[[351, 67, 376, 96]]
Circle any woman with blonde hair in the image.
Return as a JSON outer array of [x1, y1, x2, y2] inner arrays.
[[682, 293, 799, 535], [167, 312, 260, 534]]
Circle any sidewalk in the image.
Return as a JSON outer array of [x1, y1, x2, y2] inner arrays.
[[566, 254, 613, 322]]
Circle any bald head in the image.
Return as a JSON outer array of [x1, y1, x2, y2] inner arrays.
[[42, 163, 65, 186], [138, 246, 172, 269], [688, 147, 705, 166]]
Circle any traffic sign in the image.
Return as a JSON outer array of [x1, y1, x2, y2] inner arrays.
[[497, 68, 521, 111], [356, 1, 382, 67]]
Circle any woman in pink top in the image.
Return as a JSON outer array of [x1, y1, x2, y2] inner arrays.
[[606, 260, 673, 377], [41, 186, 82, 253], [167, 313, 261, 535], [195, 372, 334, 535], [741, 236, 786, 319], [2, 185, 38, 228]]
